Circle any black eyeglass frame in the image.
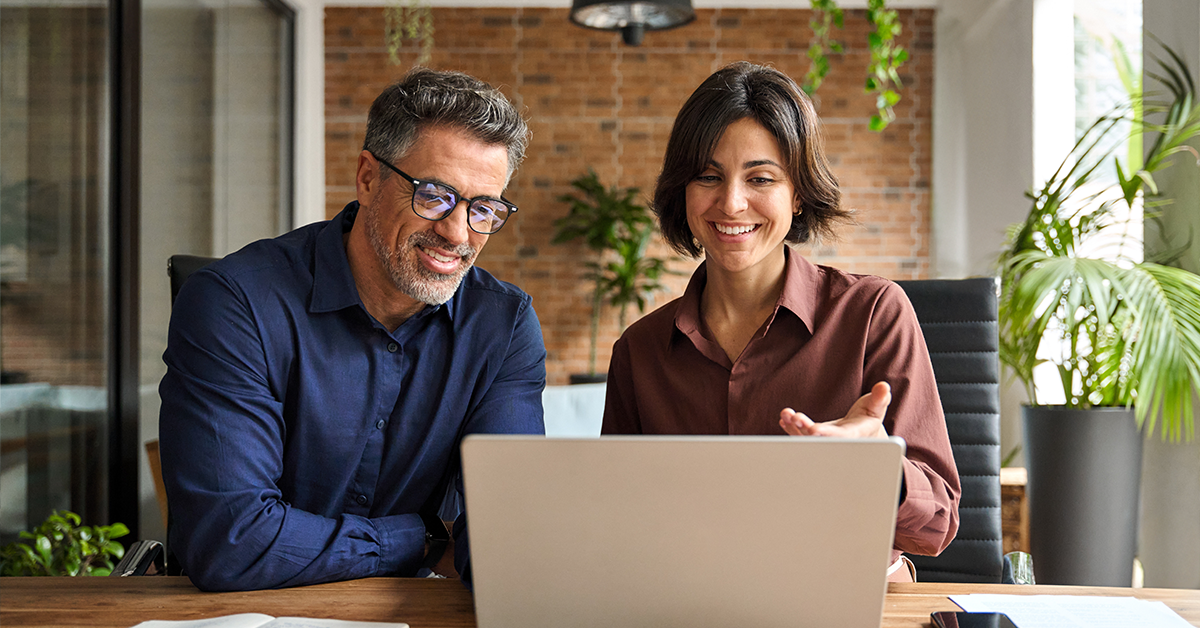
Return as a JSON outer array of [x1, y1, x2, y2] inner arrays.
[[370, 151, 518, 235]]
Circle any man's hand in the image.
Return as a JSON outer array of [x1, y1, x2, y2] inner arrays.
[[779, 381, 891, 439]]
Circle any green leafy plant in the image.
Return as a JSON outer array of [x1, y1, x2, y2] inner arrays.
[[803, 0, 844, 95], [863, 0, 908, 131], [598, 219, 673, 331], [0, 510, 128, 576], [998, 43, 1200, 441], [554, 170, 675, 376], [385, 0, 434, 66], [804, 0, 908, 131]]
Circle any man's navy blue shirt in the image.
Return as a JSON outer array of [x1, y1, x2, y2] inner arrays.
[[159, 202, 546, 591]]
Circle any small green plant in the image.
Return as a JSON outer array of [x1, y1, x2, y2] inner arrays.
[[804, 0, 908, 131], [0, 510, 128, 576], [554, 170, 674, 376]]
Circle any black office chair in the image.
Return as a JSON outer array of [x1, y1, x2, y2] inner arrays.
[[111, 539, 166, 576], [896, 278, 1005, 583], [168, 254, 219, 305]]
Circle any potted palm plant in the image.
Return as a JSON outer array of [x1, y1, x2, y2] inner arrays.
[[553, 170, 673, 383], [998, 45, 1200, 587]]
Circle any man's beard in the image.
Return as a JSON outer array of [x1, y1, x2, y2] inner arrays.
[[366, 207, 478, 306]]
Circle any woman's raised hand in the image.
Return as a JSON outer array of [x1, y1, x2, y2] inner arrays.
[[779, 381, 891, 438]]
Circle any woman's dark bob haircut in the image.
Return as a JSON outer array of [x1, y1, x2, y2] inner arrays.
[[653, 61, 849, 257]]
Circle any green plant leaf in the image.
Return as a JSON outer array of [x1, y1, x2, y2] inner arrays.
[[105, 523, 130, 539], [35, 536, 52, 561]]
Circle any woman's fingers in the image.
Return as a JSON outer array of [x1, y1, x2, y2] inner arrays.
[[779, 407, 816, 436], [779, 382, 891, 438]]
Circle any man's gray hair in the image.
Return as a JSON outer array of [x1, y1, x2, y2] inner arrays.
[[363, 67, 529, 180]]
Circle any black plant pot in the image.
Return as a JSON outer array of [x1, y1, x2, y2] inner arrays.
[[1023, 405, 1143, 586], [568, 373, 607, 385]]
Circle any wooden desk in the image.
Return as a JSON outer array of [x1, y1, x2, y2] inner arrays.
[[2, 577, 1198, 627]]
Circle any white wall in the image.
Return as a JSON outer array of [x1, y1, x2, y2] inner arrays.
[[931, 0, 1037, 464], [288, 0, 326, 228], [931, 0, 1036, 281]]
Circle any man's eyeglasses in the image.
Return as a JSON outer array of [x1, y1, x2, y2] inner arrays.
[[370, 151, 518, 235]]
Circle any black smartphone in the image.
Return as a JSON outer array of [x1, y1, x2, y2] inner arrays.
[[930, 611, 1019, 628]]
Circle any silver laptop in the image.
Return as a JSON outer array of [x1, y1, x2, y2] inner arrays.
[[461, 435, 905, 628]]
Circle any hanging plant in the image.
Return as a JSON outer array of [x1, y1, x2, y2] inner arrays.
[[385, 0, 434, 66], [803, 0, 908, 131], [803, 0, 844, 94]]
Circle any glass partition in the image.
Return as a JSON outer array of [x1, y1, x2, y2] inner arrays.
[[0, 7, 112, 544], [0, 0, 294, 547]]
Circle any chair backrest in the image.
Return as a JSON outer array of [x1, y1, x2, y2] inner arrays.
[[896, 278, 1003, 583], [168, 254, 218, 305]]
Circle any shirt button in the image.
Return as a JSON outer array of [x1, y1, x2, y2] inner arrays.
[[387, 342, 398, 353], [375, 419, 386, 430], [356, 494, 368, 506]]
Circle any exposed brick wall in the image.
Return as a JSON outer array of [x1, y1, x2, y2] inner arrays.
[[325, 7, 935, 385]]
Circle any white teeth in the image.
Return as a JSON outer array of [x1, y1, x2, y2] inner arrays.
[[422, 247, 456, 263], [715, 223, 757, 235]]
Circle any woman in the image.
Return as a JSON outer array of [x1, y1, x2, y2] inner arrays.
[[601, 62, 960, 581]]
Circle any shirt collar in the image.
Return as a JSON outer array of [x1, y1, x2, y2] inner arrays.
[[778, 246, 819, 335], [673, 262, 706, 339], [673, 246, 820, 343], [310, 202, 362, 314], [310, 201, 452, 323]]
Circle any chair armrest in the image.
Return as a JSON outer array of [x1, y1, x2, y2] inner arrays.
[[110, 540, 165, 576]]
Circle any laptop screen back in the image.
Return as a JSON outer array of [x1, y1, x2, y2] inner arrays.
[[462, 435, 905, 628]]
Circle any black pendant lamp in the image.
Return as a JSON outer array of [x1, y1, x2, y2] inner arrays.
[[569, 0, 696, 46]]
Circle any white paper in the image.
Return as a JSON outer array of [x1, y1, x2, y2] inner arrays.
[[131, 615, 409, 628], [133, 614, 278, 628], [950, 594, 1193, 628], [262, 619, 410, 628]]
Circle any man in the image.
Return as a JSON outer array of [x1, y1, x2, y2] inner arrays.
[[159, 68, 544, 592]]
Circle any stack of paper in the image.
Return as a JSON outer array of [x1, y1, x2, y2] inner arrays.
[[951, 594, 1192, 628]]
